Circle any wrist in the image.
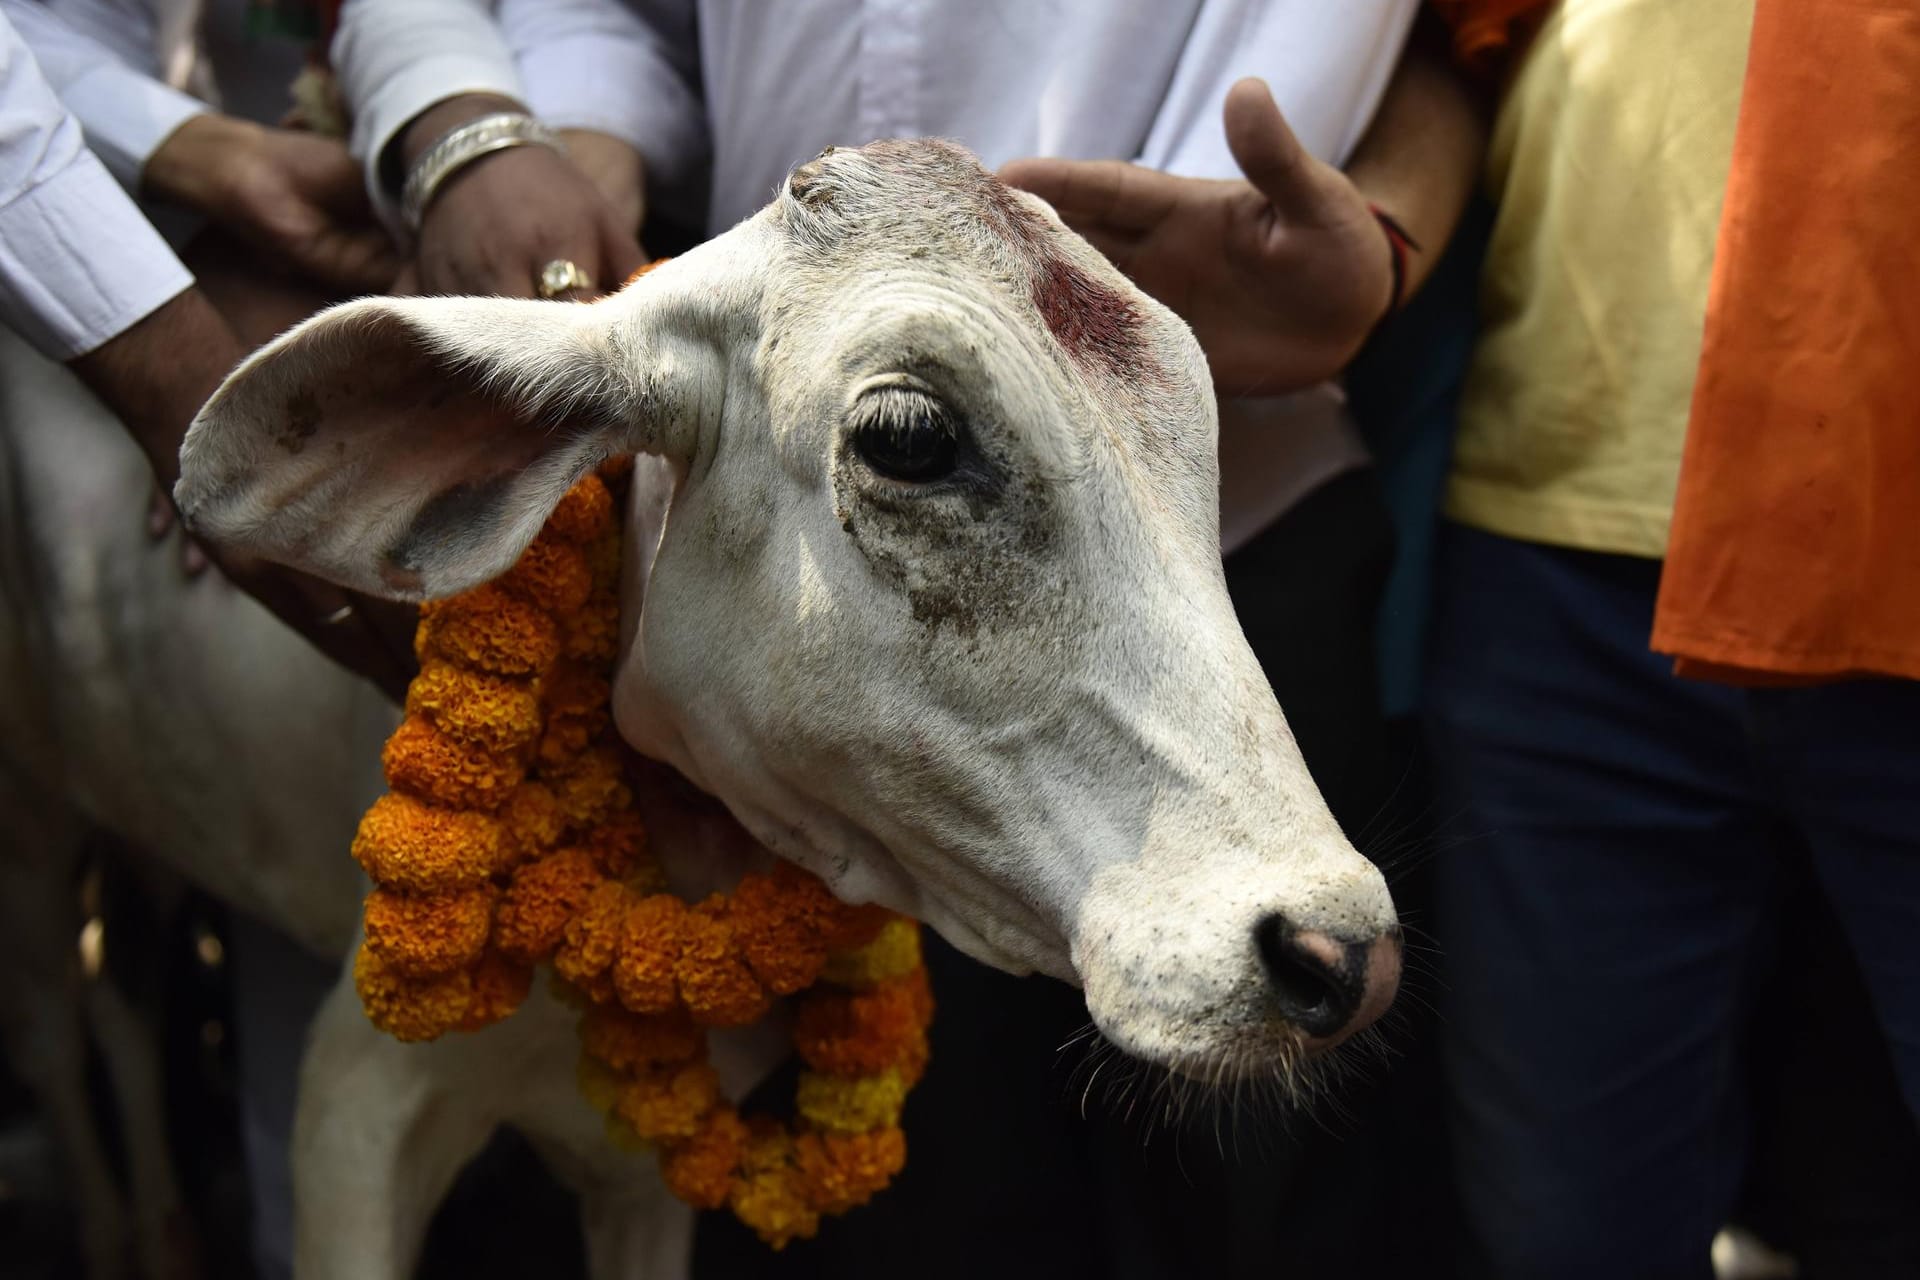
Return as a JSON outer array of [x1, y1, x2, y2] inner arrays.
[[143, 113, 263, 215], [400, 112, 564, 232], [1367, 203, 1422, 319], [386, 93, 525, 192]]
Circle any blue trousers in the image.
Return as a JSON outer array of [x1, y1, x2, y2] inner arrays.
[[1423, 525, 1920, 1280]]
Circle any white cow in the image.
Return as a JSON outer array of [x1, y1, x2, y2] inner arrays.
[[7, 138, 1399, 1280]]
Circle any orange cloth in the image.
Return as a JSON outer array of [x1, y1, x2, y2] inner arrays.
[[1430, 0, 1555, 77], [1651, 0, 1920, 684]]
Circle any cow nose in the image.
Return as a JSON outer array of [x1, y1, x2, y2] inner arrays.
[[1254, 914, 1400, 1046]]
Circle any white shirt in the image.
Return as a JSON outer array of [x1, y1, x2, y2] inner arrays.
[[0, 5, 190, 358], [338, 0, 1415, 234], [333, 0, 1417, 544]]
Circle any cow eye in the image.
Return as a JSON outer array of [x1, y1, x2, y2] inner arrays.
[[852, 389, 960, 484]]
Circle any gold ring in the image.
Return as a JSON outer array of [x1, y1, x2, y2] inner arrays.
[[537, 259, 595, 298]]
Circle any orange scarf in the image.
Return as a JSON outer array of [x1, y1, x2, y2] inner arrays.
[[1651, 0, 1920, 684]]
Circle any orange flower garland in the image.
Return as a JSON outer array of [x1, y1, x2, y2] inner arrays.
[[345, 456, 931, 1247]]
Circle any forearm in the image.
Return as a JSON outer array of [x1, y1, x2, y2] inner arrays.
[[1342, 28, 1486, 300], [68, 288, 246, 487]]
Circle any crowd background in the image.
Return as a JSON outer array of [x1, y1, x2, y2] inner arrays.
[[1, 1, 1916, 1278]]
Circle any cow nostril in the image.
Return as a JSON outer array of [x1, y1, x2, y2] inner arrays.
[[1254, 914, 1363, 1039]]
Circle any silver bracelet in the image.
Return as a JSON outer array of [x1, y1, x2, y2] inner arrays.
[[400, 112, 564, 232]]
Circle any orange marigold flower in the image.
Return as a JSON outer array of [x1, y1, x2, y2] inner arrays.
[[545, 474, 615, 544], [382, 717, 524, 812], [726, 872, 831, 997], [820, 918, 922, 990], [498, 781, 564, 873], [494, 847, 605, 963], [580, 1005, 702, 1074], [536, 663, 613, 767], [730, 1126, 819, 1249], [404, 662, 542, 754], [615, 1060, 720, 1143], [562, 588, 621, 663], [417, 584, 560, 677], [458, 952, 533, 1031], [792, 970, 933, 1080], [821, 901, 895, 952], [794, 1127, 907, 1215], [676, 900, 772, 1027], [582, 530, 622, 591], [351, 792, 500, 895], [550, 745, 630, 832], [554, 881, 632, 989], [499, 530, 593, 614], [585, 808, 650, 879], [613, 894, 688, 1013], [353, 943, 471, 1043], [361, 884, 494, 979], [795, 1068, 908, 1134], [660, 1108, 749, 1210]]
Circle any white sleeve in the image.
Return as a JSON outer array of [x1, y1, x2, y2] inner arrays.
[[330, 0, 526, 234], [0, 6, 191, 359], [501, 0, 706, 195], [3, 0, 204, 189], [1139, 0, 1420, 177]]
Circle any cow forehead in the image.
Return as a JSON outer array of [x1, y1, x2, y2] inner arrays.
[[773, 140, 1171, 391]]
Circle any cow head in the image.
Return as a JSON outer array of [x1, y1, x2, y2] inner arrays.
[[176, 140, 1398, 1079]]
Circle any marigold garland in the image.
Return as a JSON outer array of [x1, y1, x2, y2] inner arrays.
[[345, 438, 931, 1247]]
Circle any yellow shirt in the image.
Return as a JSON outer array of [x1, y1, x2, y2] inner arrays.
[[1445, 0, 1756, 558]]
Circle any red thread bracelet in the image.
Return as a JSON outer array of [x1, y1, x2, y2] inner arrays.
[[1368, 204, 1422, 317]]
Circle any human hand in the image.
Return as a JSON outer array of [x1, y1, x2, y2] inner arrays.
[[400, 96, 646, 299], [144, 114, 401, 294], [1001, 78, 1398, 396], [559, 128, 647, 239], [71, 290, 416, 700]]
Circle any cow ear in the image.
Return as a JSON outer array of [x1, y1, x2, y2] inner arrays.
[[175, 291, 697, 601]]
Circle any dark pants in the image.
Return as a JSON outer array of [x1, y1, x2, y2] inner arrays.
[[699, 467, 1449, 1278], [1424, 525, 1920, 1280]]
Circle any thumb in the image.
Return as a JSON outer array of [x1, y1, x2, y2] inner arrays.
[[1223, 78, 1318, 215]]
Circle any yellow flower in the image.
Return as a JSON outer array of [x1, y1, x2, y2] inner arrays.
[[499, 530, 593, 614], [361, 885, 494, 979], [795, 1128, 907, 1215], [675, 900, 772, 1028], [382, 717, 524, 812], [545, 473, 616, 545], [351, 793, 500, 895], [615, 1061, 720, 1143], [795, 1069, 908, 1134], [613, 894, 687, 1013], [729, 1127, 820, 1249], [661, 1108, 750, 1210], [497, 781, 564, 872], [494, 847, 606, 963], [353, 943, 471, 1043], [820, 918, 922, 989], [404, 661, 542, 754], [416, 584, 560, 677]]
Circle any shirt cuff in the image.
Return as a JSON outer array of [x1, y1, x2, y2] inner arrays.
[[0, 150, 193, 360], [347, 54, 527, 237], [56, 60, 207, 192]]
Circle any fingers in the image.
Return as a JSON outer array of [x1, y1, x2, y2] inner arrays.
[[149, 484, 176, 539], [1000, 157, 1179, 233], [297, 225, 405, 294], [1222, 78, 1317, 216]]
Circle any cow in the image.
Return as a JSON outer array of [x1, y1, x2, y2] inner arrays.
[[6, 137, 1399, 1280]]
